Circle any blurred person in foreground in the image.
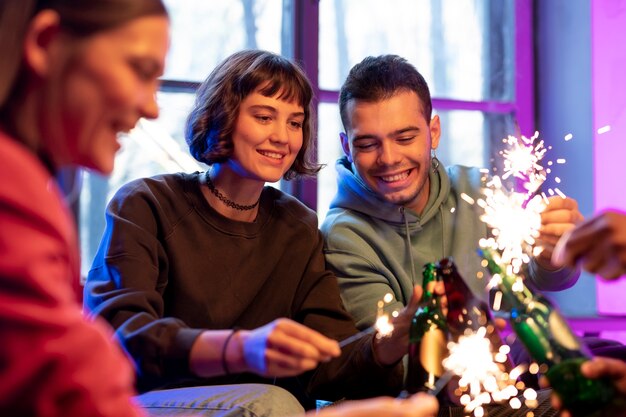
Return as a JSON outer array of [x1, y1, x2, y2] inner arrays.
[[0, 0, 169, 415]]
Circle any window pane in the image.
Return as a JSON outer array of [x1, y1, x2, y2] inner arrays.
[[316, 103, 517, 221], [319, 0, 515, 101], [79, 92, 203, 277], [163, 0, 287, 81], [317, 103, 344, 224]]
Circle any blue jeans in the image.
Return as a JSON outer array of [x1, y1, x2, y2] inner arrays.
[[136, 384, 305, 417]]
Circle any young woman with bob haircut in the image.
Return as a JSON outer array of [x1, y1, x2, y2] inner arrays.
[[85, 49, 429, 415]]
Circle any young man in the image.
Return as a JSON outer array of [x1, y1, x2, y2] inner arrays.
[[321, 55, 582, 329]]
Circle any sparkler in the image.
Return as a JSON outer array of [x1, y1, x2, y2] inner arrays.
[[478, 132, 567, 273], [442, 327, 523, 416], [338, 326, 376, 348], [441, 132, 567, 415], [339, 293, 395, 348]]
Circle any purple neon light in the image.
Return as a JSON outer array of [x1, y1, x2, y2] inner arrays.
[[592, 0, 626, 315]]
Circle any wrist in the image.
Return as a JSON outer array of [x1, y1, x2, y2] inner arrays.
[[224, 329, 248, 374], [189, 329, 248, 377], [372, 334, 401, 367]]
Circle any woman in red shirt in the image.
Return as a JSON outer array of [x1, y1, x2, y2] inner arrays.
[[0, 1, 169, 416]]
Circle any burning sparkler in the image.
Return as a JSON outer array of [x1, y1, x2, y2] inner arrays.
[[441, 131, 569, 415], [339, 293, 395, 348], [441, 327, 525, 416], [478, 131, 568, 273]]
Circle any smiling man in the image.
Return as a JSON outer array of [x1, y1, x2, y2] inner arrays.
[[320, 55, 583, 330]]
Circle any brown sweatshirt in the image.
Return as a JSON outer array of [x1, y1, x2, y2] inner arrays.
[[85, 171, 403, 408]]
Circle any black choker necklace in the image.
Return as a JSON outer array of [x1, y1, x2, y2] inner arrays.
[[204, 171, 260, 211]]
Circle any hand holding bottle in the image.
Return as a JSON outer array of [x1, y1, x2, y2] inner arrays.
[[542, 356, 626, 417], [580, 357, 626, 394], [405, 263, 449, 395]]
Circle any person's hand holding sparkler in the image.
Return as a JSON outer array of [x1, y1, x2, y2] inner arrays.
[[535, 196, 584, 269], [371, 286, 424, 365], [191, 319, 340, 378]]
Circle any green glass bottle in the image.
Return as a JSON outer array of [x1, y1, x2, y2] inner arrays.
[[480, 247, 615, 417], [406, 263, 448, 394]]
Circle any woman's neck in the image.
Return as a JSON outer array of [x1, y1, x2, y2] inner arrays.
[[201, 165, 265, 222]]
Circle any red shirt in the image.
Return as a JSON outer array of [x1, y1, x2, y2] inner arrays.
[[0, 130, 144, 417]]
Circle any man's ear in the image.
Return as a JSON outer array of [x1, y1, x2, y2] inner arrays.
[[430, 114, 441, 150], [340, 132, 353, 162], [23, 10, 63, 78]]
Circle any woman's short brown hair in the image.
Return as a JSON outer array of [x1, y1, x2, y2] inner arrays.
[[185, 50, 320, 180]]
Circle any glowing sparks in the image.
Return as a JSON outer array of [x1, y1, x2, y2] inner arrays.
[[443, 327, 520, 416], [374, 314, 394, 338], [375, 293, 395, 338], [597, 125, 611, 134], [479, 187, 543, 274], [477, 132, 570, 274], [470, 131, 568, 413], [461, 193, 476, 205], [500, 133, 547, 196], [339, 294, 395, 348]]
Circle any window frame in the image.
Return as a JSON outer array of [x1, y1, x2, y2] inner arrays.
[[293, 0, 534, 212], [146, 0, 535, 213]]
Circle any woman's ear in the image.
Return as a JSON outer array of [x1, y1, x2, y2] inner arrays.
[[23, 10, 63, 78]]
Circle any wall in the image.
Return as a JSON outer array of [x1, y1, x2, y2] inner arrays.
[[535, 0, 596, 316], [536, 0, 626, 333]]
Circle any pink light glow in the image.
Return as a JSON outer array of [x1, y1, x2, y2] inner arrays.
[[592, 0, 626, 315]]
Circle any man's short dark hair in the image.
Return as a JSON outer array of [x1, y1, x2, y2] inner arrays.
[[339, 55, 432, 131]]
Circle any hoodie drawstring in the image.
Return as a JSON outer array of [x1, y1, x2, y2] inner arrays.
[[400, 207, 417, 286], [439, 205, 446, 259]]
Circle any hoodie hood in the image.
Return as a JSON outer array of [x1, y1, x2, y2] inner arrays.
[[329, 156, 451, 227]]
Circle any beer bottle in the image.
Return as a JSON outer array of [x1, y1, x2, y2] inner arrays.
[[406, 263, 448, 394], [480, 247, 614, 417], [438, 257, 511, 370]]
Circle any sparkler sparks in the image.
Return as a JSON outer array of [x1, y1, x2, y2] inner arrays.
[[441, 131, 567, 414], [339, 293, 395, 348], [477, 132, 568, 273], [479, 185, 544, 274], [442, 327, 521, 416], [500, 133, 547, 196]]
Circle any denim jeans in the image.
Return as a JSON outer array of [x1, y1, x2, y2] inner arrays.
[[136, 384, 305, 417]]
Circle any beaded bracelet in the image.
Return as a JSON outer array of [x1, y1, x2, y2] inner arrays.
[[221, 329, 239, 375]]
